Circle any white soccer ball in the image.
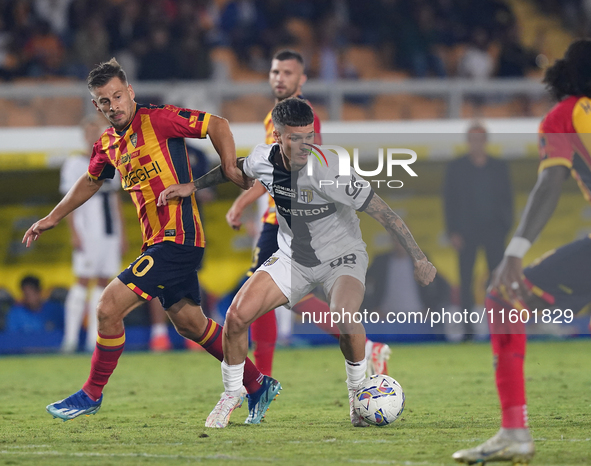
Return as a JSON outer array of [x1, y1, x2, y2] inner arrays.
[[353, 374, 405, 426]]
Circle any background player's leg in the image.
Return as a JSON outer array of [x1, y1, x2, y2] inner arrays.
[[458, 238, 477, 314], [292, 294, 340, 337], [249, 309, 277, 376], [61, 278, 89, 353]]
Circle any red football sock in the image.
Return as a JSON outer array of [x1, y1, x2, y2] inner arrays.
[[82, 331, 125, 401], [292, 294, 340, 338], [487, 294, 528, 428], [197, 318, 264, 395], [250, 310, 277, 376]]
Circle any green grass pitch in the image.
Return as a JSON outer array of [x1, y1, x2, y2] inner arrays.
[[0, 340, 589, 465]]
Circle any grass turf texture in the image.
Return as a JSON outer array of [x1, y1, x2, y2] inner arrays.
[[0, 340, 589, 465]]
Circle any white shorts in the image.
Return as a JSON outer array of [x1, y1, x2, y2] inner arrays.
[[257, 247, 368, 308], [73, 235, 121, 279]]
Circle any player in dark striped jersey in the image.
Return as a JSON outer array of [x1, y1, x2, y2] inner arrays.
[[159, 98, 436, 427], [226, 50, 391, 379], [23, 58, 267, 427]]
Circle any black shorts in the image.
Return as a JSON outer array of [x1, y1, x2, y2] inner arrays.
[[523, 235, 591, 313], [248, 222, 279, 275], [118, 242, 204, 309]]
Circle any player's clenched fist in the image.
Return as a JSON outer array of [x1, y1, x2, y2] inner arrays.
[[413, 258, 437, 286]]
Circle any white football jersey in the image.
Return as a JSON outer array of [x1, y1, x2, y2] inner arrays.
[[60, 152, 122, 242], [243, 143, 374, 266]]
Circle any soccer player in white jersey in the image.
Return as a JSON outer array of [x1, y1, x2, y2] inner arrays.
[[158, 98, 436, 427], [60, 115, 127, 353]]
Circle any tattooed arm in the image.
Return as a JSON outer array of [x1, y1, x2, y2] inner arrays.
[[157, 158, 249, 206], [363, 193, 436, 286]]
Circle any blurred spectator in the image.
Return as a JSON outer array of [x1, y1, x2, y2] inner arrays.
[[105, 0, 148, 57], [0, 288, 15, 331], [496, 23, 539, 77], [23, 19, 68, 77], [443, 123, 513, 316], [72, 14, 109, 74], [362, 237, 450, 317], [138, 26, 179, 81], [395, 4, 447, 77], [5, 275, 64, 333], [218, 0, 269, 65], [33, 0, 73, 39], [458, 27, 494, 79]]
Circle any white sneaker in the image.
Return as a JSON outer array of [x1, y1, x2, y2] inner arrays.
[[205, 387, 247, 428], [366, 341, 391, 376], [452, 428, 534, 464], [348, 388, 369, 427]]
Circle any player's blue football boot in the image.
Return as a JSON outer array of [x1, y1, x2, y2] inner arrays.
[[46, 390, 102, 421], [244, 376, 281, 424]]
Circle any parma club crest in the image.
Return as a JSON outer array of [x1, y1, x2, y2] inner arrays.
[[130, 132, 138, 147], [300, 188, 314, 204]]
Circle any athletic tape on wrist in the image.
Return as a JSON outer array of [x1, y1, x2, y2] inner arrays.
[[504, 237, 531, 259]]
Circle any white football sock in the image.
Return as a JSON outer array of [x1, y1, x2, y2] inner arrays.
[[221, 360, 245, 396], [85, 285, 104, 352], [61, 283, 87, 352], [151, 323, 168, 339], [345, 358, 367, 390]]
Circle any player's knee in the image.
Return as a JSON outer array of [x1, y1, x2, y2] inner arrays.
[[96, 294, 119, 326], [225, 304, 250, 335]]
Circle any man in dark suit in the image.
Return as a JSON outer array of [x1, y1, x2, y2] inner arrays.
[[443, 123, 513, 316]]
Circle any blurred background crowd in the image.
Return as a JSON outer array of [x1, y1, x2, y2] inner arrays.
[[0, 0, 575, 82]]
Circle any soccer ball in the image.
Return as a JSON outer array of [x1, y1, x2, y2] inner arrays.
[[353, 374, 405, 426]]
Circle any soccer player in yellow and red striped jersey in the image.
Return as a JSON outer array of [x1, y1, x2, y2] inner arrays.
[[22, 58, 266, 426], [225, 50, 391, 378], [453, 39, 591, 464]]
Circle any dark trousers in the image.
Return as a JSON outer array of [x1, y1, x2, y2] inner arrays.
[[459, 232, 506, 312]]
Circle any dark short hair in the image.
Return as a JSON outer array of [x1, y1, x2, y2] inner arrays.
[[273, 49, 304, 66], [87, 57, 128, 90], [544, 39, 591, 101], [272, 98, 314, 131], [20, 275, 41, 291]]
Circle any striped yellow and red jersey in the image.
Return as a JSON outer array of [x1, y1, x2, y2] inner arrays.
[[539, 95, 591, 203], [261, 96, 322, 224], [88, 103, 210, 251]]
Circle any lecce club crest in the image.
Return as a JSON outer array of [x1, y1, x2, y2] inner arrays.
[[300, 188, 314, 204], [130, 132, 138, 147]]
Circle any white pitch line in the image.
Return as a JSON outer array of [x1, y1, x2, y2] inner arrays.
[[0, 450, 278, 462]]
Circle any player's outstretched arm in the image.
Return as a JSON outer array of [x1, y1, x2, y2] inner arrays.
[[207, 116, 252, 190], [158, 159, 251, 206], [226, 181, 267, 230], [490, 165, 569, 300], [363, 193, 436, 286], [22, 174, 103, 247]]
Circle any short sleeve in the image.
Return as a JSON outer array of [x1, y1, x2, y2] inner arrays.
[[88, 140, 116, 181], [243, 152, 257, 179], [150, 105, 211, 140], [537, 102, 576, 174]]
